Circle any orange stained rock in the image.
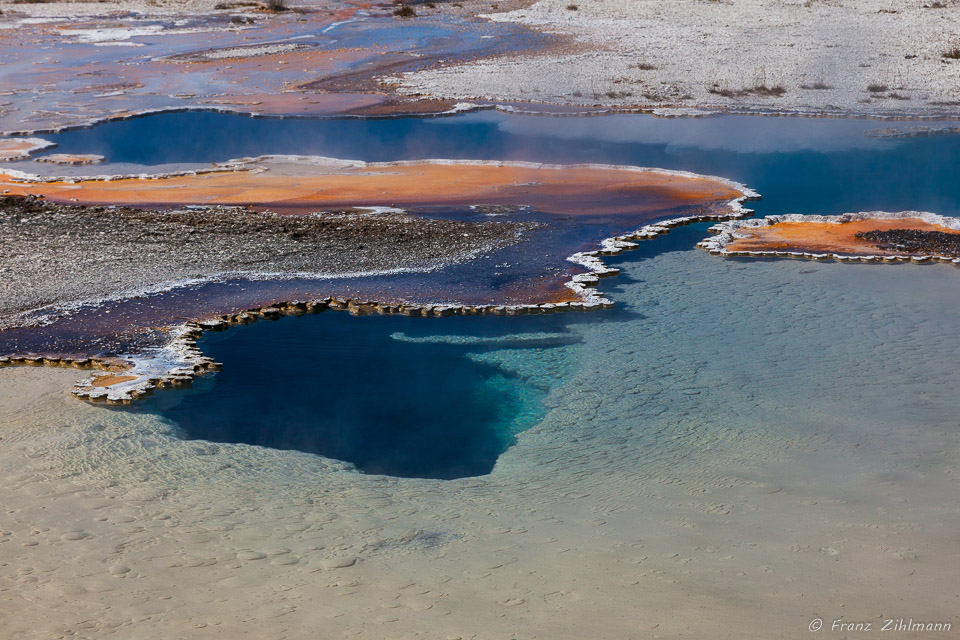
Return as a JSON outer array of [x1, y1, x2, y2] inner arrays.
[[172, 46, 368, 67], [0, 161, 744, 217], [91, 374, 138, 387], [197, 92, 386, 115], [0, 138, 51, 161], [36, 154, 104, 165], [345, 98, 457, 117], [725, 218, 960, 255]]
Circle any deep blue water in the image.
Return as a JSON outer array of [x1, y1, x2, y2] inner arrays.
[[34, 111, 960, 478], [147, 309, 583, 479]]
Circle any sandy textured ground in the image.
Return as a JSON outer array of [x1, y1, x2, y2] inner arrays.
[[2, 245, 960, 639], [402, 0, 960, 116]]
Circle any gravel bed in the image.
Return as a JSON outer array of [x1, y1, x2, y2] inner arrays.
[[0, 196, 538, 329]]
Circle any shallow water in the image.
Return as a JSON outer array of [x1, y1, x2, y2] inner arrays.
[[130, 229, 698, 480], [142, 221, 960, 481], [0, 8, 546, 133], [131, 223, 699, 479], [4, 219, 958, 637]]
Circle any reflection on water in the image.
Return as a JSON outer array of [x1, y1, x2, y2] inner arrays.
[[31, 110, 960, 217]]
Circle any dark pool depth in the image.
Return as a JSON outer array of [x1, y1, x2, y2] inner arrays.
[[142, 311, 580, 479]]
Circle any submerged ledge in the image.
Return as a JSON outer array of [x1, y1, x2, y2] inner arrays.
[[0, 157, 753, 329], [698, 211, 960, 264], [0, 194, 538, 332]]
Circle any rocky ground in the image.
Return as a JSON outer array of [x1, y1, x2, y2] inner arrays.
[[0, 0, 230, 16], [402, 0, 960, 116], [6, 0, 960, 117], [856, 227, 960, 256], [0, 196, 537, 330]]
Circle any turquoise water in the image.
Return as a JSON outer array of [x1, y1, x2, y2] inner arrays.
[[21, 112, 960, 477]]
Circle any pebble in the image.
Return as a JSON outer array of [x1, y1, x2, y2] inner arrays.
[[320, 556, 358, 569]]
